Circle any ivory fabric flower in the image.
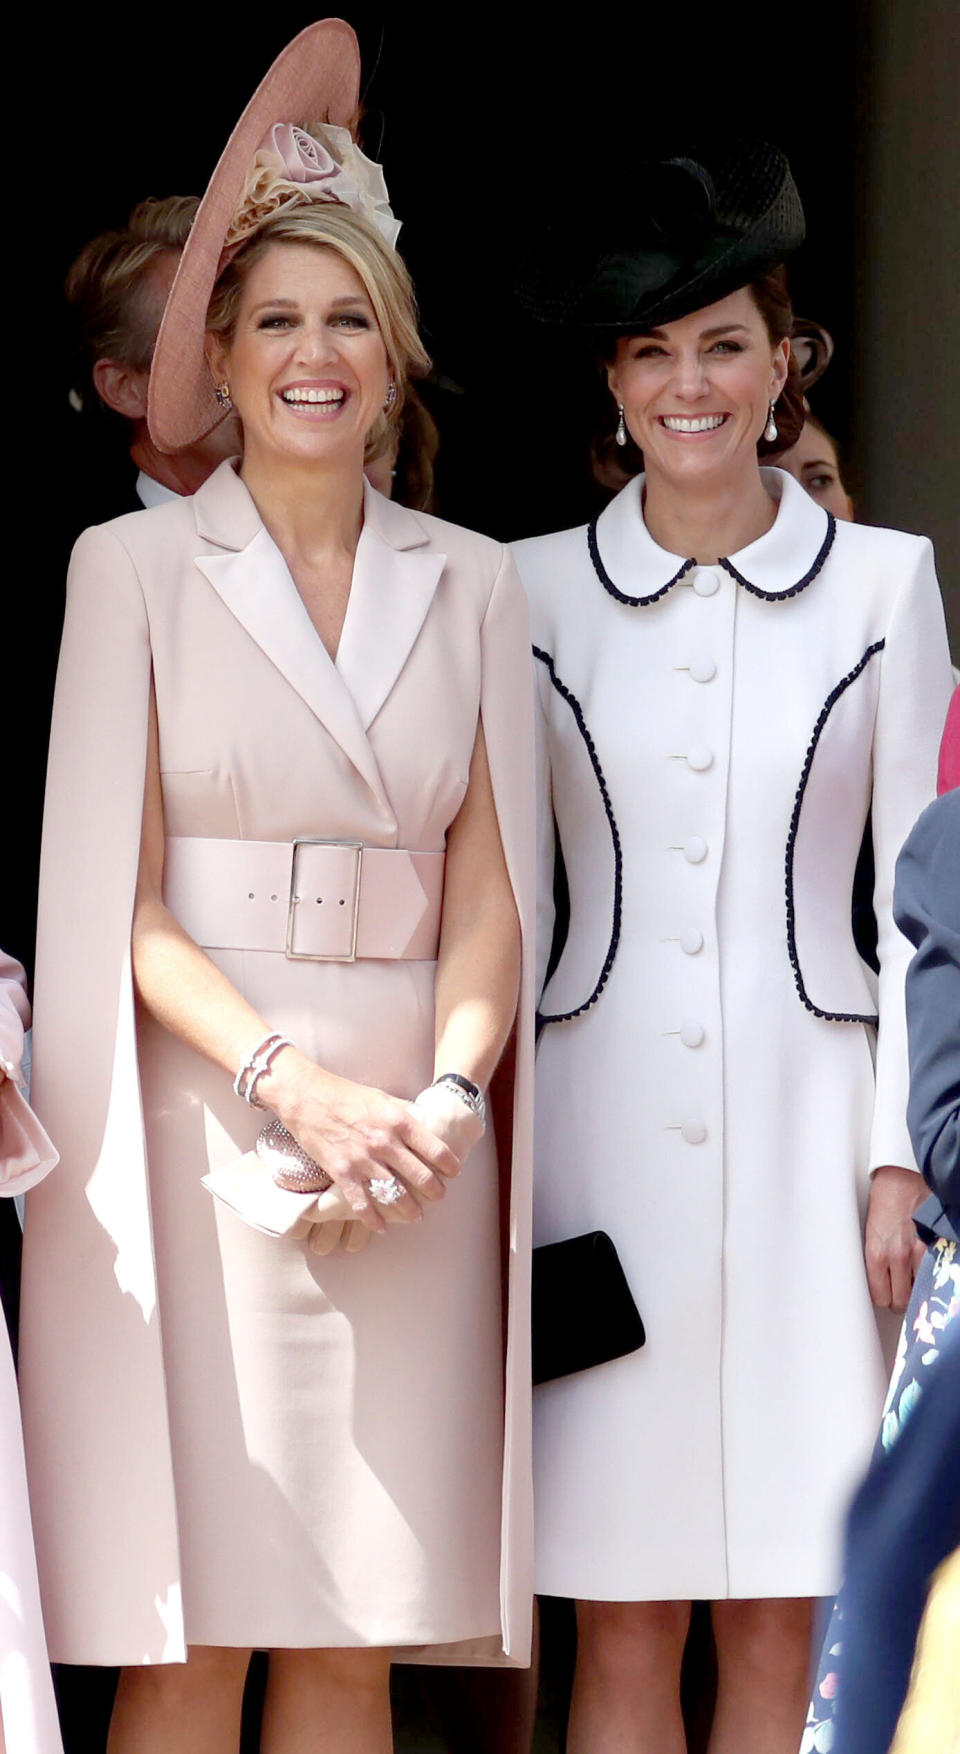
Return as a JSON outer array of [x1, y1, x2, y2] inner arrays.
[[323, 126, 402, 248], [223, 122, 399, 257]]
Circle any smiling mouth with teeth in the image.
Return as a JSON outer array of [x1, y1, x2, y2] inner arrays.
[[280, 387, 346, 407], [659, 414, 729, 433]]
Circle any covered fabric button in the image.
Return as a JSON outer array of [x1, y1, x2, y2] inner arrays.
[[689, 657, 717, 683], [680, 1120, 707, 1144], [679, 927, 704, 954], [680, 1021, 706, 1048], [692, 570, 721, 597], [682, 836, 708, 863], [687, 745, 714, 772]]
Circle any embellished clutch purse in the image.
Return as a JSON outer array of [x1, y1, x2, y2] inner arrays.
[[531, 1230, 645, 1386], [201, 1121, 332, 1239], [254, 1118, 332, 1191]]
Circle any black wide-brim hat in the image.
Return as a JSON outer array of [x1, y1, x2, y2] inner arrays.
[[517, 139, 804, 335]]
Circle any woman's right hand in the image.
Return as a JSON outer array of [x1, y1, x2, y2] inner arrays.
[[307, 1077, 488, 1254], [257, 1048, 460, 1233]]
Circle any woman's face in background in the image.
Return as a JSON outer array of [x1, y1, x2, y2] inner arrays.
[[606, 287, 789, 492], [773, 419, 854, 521]]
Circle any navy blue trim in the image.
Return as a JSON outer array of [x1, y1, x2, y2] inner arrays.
[[785, 641, 885, 1023], [588, 521, 694, 604], [533, 646, 622, 1026], [720, 512, 836, 600], [587, 510, 836, 604]]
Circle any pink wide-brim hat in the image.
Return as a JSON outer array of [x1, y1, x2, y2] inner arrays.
[[148, 19, 361, 454]]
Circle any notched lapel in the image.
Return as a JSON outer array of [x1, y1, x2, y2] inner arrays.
[[335, 518, 446, 731], [190, 465, 445, 799], [195, 529, 388, 807]]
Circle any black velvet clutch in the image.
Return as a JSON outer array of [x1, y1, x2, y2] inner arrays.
[[531, 1230, 646, 1386]]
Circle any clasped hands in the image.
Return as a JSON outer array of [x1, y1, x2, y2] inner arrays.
[[257, 1051, 485, 1255]]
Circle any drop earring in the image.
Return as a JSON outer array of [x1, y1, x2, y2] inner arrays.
[[764, 399, 779, 443], [215, 381, 232, 410], [384, 381, 397, 411], [615, 403, 627, 447]]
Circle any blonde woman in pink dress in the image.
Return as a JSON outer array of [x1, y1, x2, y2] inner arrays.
[[19, 24, 535, 1754]]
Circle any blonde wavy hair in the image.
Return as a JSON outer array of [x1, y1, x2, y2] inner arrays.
[[206, 204, 430, 461]]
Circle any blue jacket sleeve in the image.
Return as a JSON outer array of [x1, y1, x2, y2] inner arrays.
[[893, 791, 960, 1232]]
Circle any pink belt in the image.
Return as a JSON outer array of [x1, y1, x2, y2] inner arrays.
[[163, 836, 445, 962]]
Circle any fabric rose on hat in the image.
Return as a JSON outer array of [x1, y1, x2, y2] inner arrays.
[[271, 123, 350, 189], [223, 121, 400, 257]]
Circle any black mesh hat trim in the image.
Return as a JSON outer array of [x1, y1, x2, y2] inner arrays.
[[516, 139, 805, 332], [784, 641, 885, 1023], [533, 647, 623, 1027]]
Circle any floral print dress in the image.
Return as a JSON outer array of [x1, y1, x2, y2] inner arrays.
[[802, 1237, 960, 1752]]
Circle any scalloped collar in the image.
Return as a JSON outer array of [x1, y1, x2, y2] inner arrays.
[[589, 466, 835, 606]]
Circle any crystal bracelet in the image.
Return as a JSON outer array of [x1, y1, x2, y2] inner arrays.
[[233, 1033, 295, 1109]]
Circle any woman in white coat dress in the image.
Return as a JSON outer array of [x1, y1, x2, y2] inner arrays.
[[512, 144, 954, 1754], [0, 951, 61, 1754], [19, 24, 534, 1754]]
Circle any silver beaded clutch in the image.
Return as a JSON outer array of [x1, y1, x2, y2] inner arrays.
[[255, 1118, 332, 1192]]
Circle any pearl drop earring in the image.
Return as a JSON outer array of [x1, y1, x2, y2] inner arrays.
[[764, 400, 779, 443], [616, 403, 627, 447]]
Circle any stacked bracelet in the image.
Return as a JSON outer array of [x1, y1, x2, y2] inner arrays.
[[233, 1033, 295, 1109], [432, 1072, 487, 1127]]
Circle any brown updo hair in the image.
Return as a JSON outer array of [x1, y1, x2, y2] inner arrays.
[[750, 263, 804, 454]]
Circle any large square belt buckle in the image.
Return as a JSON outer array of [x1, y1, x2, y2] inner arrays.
[[286, 838, 363, 961]]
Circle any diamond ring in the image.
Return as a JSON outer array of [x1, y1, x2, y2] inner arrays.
[[368, 1174, 404, 1207]]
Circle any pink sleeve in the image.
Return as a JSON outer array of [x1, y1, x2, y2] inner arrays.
[[0, 948, 29, 1077], [937, 686, 960, 795], [0, 946, 58, 1192]]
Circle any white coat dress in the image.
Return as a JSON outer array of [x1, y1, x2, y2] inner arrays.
[[512, 467, 954, 1601]]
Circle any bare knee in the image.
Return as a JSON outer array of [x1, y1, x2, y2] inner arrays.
[[112, 1645, 250, 1719], [270, 1645, 391, 1698], [712, 1598, 813, 1679], [577, 1599, 691, 1684]]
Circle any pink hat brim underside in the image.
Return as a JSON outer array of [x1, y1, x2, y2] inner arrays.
[[148, 19, 361, 454]]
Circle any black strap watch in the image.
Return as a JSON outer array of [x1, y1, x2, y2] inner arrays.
[[432, 1072, 486, 1123]]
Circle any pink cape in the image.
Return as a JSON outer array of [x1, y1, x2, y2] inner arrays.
[[1, 952, 61, 1754]]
